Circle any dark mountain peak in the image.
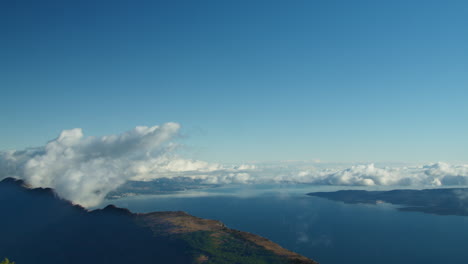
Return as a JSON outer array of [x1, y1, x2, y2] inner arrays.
[[0, 177, 26, 187], [29, 186, 57, 196], [1, 177, 59, 198], [0, 177, 85, 213], [90, 204, 133, 216]]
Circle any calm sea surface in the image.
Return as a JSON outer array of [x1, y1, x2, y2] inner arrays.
[[104, 184, 468, 264]]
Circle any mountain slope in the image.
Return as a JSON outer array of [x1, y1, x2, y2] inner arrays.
[[0, 178, 317, 264]]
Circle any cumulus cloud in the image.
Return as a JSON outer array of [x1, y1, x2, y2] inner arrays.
[[2, 123, 468, 206], [0, 123, 183, 206], [289, 162, 468, 187], [0, 123, 258, 207], [176, 161, 468, 188], [125, 155, 257, 185]]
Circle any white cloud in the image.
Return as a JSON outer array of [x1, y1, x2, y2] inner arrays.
[[0, 123, 256, 207], [1, 123, 182, 207], [290, 162, 468, 187], [2, 123, 468, 207]]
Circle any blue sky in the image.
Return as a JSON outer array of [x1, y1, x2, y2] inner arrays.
[[1, 0, 467, 163]]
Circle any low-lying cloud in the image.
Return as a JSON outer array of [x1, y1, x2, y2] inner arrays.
[[0, 123, 255, 207], [288, 163, 468, 187], [2, 124, 468, 207], [0, 123, 185, 206]]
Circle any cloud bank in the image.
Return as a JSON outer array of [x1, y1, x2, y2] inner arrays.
[[2, 123, 468, 207], [0, 123, 255, 207], [287, 163, 468, 187], [1, 123, 182, 206]]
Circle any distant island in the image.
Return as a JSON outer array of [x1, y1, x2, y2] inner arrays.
[[308, 188, 468, 216], [106, 177, 220, 199], [0, 178, 316, 264]]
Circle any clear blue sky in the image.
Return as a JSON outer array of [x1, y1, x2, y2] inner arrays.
[[1, 0, 467, 163]]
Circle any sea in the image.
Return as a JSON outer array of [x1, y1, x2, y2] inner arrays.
[[104, 184, 468, 264]]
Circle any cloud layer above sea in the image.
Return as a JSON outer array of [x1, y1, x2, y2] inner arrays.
[[1, 124, 468, 207]]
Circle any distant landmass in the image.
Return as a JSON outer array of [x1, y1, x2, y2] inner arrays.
[[0, 178, 316, 264], [308, 188, 468, 216], [106, 177, 220, 199]]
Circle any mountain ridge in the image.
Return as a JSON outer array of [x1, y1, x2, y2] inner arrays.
[[0, 177, 317, 264]]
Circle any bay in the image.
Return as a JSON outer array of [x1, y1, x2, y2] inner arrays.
[[105, 184, 468, 264]]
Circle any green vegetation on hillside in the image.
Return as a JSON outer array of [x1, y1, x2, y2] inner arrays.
[[0, 258, 15, 264], [179, 231, 289, 264]]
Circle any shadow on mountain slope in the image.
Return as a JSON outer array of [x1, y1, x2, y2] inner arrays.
[[0, 178, 317, 264], [0, 178, 191, 264]]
